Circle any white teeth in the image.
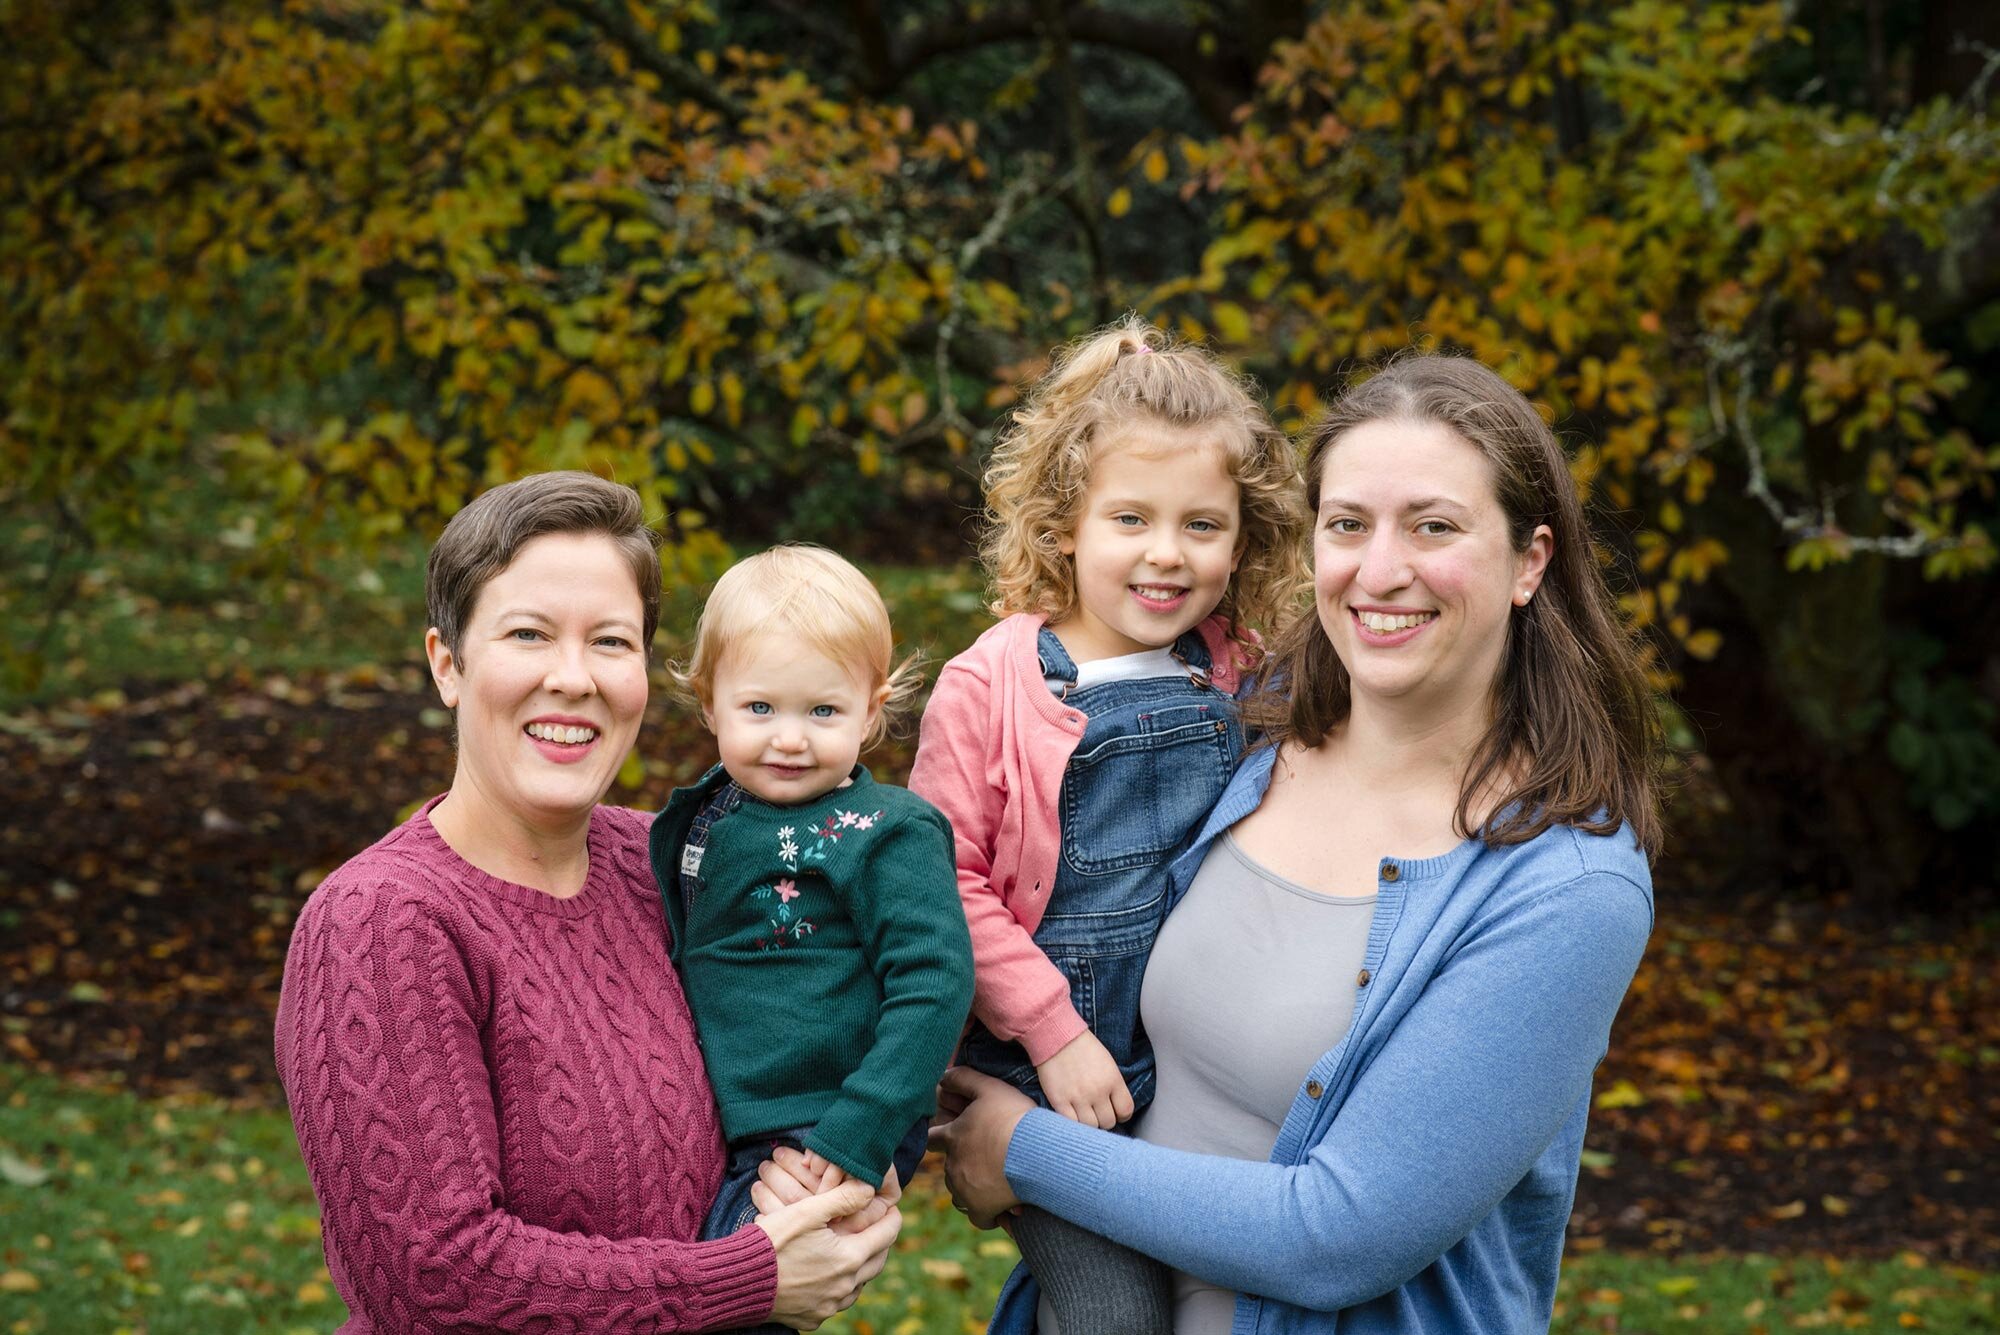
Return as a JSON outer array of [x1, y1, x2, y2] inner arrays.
[[1358, 611, 1436, 633], [527, 722, 597, 744], [1131, 585, 1186, 603]]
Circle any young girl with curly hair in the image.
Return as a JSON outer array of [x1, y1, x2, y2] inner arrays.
[[908, 318, 1308, 1333]]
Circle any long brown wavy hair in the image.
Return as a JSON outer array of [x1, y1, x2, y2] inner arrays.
[[1240, 353, 1664, 858], [980, 315, 1307, 647]]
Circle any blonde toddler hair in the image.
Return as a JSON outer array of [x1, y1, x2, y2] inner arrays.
[[981, 315, 1307, 643], [673, 544, 922, 751]]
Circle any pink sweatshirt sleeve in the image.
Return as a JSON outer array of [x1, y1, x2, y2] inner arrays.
[[910, 662, 1086, 1066], [274, 880, 776, 1333]]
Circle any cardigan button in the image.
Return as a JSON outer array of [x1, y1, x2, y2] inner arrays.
[[1356, 969, 1372, 987], [1380, 862, 1401, 883], [1306, 1080, 1325, 1099]]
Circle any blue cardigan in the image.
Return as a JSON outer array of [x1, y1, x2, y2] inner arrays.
[[989, 744, 1654, 1334]]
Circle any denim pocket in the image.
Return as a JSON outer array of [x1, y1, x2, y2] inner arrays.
[[1061, 701, 1236, 877]]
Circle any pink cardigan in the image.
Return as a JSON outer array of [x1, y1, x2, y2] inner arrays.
[[908, 613, 1249, 1066]]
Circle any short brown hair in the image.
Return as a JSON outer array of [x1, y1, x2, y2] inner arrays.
[[426, 471, 663, 660], [980, 315, 1307, 647], [1241, 353, 1665, 857], [669, 544, 921, 751]]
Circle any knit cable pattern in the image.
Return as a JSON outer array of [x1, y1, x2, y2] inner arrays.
[[275, 802, 776, 1333]]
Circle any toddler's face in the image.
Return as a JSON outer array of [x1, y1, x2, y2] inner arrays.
[[704, 634, 882, 805], [1052, 421, 1243, 663]]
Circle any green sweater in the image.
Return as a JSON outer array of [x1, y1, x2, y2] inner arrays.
[[649, 765, 974, 1183]]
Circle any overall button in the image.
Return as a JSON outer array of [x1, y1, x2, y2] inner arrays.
[[1380, 862, 1401, 883], [1306, 1080, 1325, 1099], [1356, 969, 1372, 987]]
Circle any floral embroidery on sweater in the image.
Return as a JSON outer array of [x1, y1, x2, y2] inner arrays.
[[751, 810, 881, 951], [777, 811, 883, 871], [750, 875, 816, 949]]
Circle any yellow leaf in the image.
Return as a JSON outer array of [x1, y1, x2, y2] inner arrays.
[[1682, 630, 1722, 661], [1143, 148, 1168, 183], [618, 748, 646, 789], [690, 381, 715, 415], [1106, 187, 1132, 218], [1767, 1199, 1807, 1219], [297, 1280, 330, 1303], [1595, 1079, 1645, 1109], [1654, 1276, 1698, 1296], [1212, 301, 1252, 344], [0, 1271, 40, 1293]]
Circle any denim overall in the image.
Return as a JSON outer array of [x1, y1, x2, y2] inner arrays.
[[959, 627, 1244, 1114]]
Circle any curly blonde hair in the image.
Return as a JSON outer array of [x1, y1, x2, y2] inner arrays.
[[669, 544, 923, 752], [980, 316, 1307, 646]]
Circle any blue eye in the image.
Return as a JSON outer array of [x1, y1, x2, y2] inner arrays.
[[1188, 519, 1218, 534], [748, 702, 772, 715], [511, 628, 543, 641], [810, 705, 836, 718], [1115, 514, 1143, 527]]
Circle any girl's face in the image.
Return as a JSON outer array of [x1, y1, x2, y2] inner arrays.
[[1313, 418, 1550, 717], [425, 532, 650, 828], [1053, 420, 1244, 664], [704, 633, 884, 805]]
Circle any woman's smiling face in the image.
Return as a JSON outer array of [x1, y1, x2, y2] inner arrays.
[[1313, 418, 1550, 716], [425, 531, 650, 827]]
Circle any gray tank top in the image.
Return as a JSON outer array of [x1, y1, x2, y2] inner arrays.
[[1133, 832, 1378, 1334]]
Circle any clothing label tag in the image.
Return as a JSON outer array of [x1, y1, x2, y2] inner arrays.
[[680, 844, 704, 878]]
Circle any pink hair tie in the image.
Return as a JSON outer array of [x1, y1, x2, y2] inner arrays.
[[1133, 343, 1152, 355]]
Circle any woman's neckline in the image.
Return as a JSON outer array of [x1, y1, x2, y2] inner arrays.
[[413, 793, 615, 916]]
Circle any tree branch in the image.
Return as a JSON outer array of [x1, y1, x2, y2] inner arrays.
[[1706, 341, 1964, 560]]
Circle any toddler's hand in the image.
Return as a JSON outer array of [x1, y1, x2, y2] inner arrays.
[[800, 1150, 849, 1193], [1034, 1030, 1133, 1129]]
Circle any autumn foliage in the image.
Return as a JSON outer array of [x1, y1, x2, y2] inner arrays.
[[4, 0, 1998, 891]]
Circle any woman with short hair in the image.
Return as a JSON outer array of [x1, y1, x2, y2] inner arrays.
[[277, 471, 900, 1332], [915, 353, 1663, 1334]]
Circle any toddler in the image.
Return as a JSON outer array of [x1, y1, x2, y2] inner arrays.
[[911, 318, 1307, 1332], [649, 545, 975, 1283]]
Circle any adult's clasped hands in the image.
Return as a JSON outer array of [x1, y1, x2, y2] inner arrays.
[[751, 1159, 903, 1331]]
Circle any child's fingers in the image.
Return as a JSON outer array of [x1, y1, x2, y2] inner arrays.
[[763, 1146, 824, 1198], [1112, 1079, 1135, 1123], [817, 1161, 849, 1193], [756, 1157, 816, 1208]]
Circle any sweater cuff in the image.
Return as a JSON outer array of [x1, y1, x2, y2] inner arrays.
[[683, 1225, 780, 1330], [1004, 1107, 1113, 1227], [1016, 1004, 1089, 1068]]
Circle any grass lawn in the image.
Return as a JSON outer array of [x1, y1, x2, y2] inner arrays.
[[2, 1069, 1993, 1334]]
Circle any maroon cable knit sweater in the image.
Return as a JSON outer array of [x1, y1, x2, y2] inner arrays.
[[275, 797, 778, 1332]]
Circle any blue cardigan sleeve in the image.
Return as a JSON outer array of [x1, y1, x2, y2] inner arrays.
[[1003, 869, 1652, 1312]]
